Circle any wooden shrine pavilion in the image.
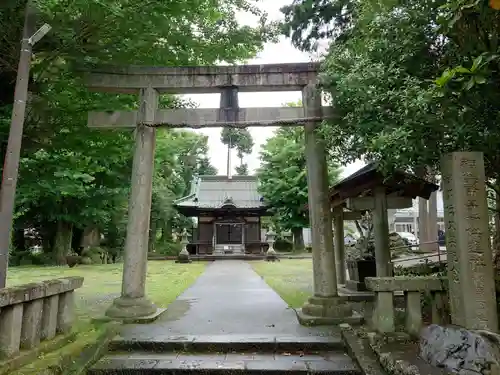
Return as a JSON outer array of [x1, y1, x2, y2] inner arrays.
[[173, 175, 270, 255]]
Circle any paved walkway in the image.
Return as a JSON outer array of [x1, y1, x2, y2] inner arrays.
[[119, 261, 336, 339]]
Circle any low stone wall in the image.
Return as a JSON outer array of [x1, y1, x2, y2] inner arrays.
[[0, 277, 83, 359], [365, 276, 448, 336]]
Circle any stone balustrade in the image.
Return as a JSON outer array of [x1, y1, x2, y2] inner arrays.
[[365, 276, 447, 336], [0, 276, 83, 359]]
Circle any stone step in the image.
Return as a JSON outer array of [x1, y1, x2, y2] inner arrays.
[[89, 352, 362, 374], [108, 334, 345, 354]]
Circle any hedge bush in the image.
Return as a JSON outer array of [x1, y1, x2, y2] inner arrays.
[[274, 238, 294, 252], [10, 251, 54, 266], [155, 242, 182, 256]]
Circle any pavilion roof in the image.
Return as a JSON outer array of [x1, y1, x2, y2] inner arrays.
[[173, 175, 267, 214], [329, 162, 439, 206]]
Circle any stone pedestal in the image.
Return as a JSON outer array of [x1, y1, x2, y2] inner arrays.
[[299, 84, 357, 326], [441, 152, 498, 332], [106, 87, 158, 319]]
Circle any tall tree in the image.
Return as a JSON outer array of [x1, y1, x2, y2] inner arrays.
[[2, 0, 275, 262], [220, 127, 254, 174], [257, 126, 342, 250], [280, 0, 356, 52], [235, 163, 249, 176]]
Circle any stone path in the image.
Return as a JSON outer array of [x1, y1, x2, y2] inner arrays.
[[119, 260, 337, 338], [90, 261, 366, 374]]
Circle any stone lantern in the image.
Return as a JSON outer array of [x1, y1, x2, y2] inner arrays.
[[177, 228, 191, 264], [265, 228, 278, 262]]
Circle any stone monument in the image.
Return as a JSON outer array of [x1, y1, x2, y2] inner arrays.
[[441, 151, 498, 332]]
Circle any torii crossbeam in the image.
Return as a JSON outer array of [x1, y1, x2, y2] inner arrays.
[[84, 62, 356, 326]]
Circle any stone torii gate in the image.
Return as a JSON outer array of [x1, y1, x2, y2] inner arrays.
[[85, 63, 357, 324]]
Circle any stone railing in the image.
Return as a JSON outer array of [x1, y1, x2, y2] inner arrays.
[[0, 277, 83, 359], [365, 276, 448, 336]]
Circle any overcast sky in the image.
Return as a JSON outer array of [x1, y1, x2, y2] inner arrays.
[[181, 0, 365, 178]]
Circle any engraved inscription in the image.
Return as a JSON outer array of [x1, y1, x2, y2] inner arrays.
[[441, 152, 497, 330]]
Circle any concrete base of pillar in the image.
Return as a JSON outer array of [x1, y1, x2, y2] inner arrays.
[[97, 307, 166, 324], [296, 295, 363, 326], [105, 296, 157, 320]]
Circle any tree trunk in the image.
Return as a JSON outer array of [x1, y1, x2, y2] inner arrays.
[[53, 221, 73, 265], [12, 228, 26, 252], [41, 221, 56, 253], [148, 217, 157, 253], [72, 227, 83, 253], [161, 220, 173, 242], [292, 227, 304, 251], [80, 226, 100, 249]]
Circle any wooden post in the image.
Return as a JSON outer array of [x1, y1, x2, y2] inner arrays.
[[105, 87, 158, 319]]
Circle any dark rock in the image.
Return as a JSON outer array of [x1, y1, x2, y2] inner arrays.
[[419, 324, 500, 375], [176, 253, 191, 263], [66, 255, 81, 268]]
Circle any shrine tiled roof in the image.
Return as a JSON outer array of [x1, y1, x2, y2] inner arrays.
[[174, 175, 265, 209]]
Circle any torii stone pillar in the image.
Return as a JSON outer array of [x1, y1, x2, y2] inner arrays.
[[85, 63, 351, 323], [333, 206, 346, 285], [297, 84, 356, 325], [106, 87, 158, 319], [441, 152, 498, 331]]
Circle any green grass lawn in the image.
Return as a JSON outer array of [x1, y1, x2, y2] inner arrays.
[[7, 261, 207, 375], [251, 259, 313, 308], [7, 260, 207, 324]]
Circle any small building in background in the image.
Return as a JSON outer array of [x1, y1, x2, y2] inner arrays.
[[174, 175, 270, 255]]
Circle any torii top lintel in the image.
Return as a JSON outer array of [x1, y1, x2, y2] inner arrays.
[[85, 62, 321, 94]]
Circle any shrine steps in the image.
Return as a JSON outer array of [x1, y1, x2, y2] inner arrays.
[[88, 334, 363, 375]]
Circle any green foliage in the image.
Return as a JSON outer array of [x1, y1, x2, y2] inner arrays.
[[257, 125, 342, 234], [221, 127, 254, 173], [235, 163, 249, 176], [81, 247, 105, 264], [1, 0, 272, 262], [280, 0, 356, 52], [155, 242, 182, 256], [274, 238, 294, 252], [10, 251, 54, 266], [308, 0, 500, 180]]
